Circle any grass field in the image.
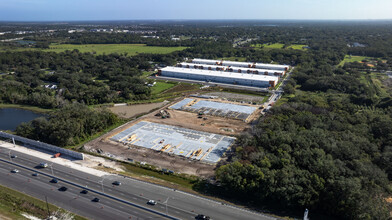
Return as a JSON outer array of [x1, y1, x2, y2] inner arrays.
[[0, 184, 86, 220], [0, 44, 187, 56], [338, 55, 374, 66], [0, 103, 52, 114], [250, 43, 308, 50], [150, 81, 177, 95]]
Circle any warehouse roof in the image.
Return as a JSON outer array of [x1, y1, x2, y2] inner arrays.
[[192, 58, 222, 64], [221, 60, 253, 66], [161, 67, 279, 82], [226, 66, 285, 74], [182, 62, 283, 73], [254, 63, 290, 69], [192, 58, 290, 70], [179, 63, 227, 69]]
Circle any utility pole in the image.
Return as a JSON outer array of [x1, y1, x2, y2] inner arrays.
[[49, 163, 54, 176], [45, 196, 51, 219], [163, 197, 169, 215], [99, 176, 107, 193]]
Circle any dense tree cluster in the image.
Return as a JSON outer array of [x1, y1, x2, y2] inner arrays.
[[15, 103, 119, 146], [0, 50, 152, 106], [216, 43, 392, 219]]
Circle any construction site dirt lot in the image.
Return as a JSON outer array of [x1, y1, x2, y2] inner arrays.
[[109, 101, 168, 119], [84, 139, 217, 178], [86, 98, 258, 177]]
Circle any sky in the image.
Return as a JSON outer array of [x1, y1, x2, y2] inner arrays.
[[0, 0, 392, 21]]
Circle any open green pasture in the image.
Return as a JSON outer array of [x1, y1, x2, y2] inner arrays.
[[0, 44, 187, 56]]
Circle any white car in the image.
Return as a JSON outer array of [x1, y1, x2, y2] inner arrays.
[[39, 162, 48, 168], [11, 169, 19, 173], [147, 200, 157, 205]]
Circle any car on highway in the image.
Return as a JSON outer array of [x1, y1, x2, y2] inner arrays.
[[195, 214, 211, 220], [92, 197, 100, 202], [58, 186, 68, 192], [11, 169, 19, 173], [80, 189, 88, 194], [112, 181, 121, 186], [50, 178, 58, 183], [32, 173, 39, 176], [10, 155, 17, 158], [147, 200, 157, 205], [39, 162, 48, 168]]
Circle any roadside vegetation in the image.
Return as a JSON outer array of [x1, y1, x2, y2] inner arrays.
[[0, 184, 86, 220]]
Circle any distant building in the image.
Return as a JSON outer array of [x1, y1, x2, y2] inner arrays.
[[158, 67, 278, 88], [192, 58, 290, 71], [177, 62, 285, 77]]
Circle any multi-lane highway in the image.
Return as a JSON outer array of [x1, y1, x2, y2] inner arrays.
[[0, 145, 274, 220], [0, 157, 165, 220]]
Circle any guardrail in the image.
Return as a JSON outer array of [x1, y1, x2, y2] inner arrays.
[[0, 157, 179, 220], [0, 132, 84, 160]]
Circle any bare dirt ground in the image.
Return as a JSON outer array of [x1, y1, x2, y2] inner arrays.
[[109, 101, 168, 118], [85, 97, 258, 178], [145, 109, 250, 135], [84, 139, 215, 178], [203, 91, 266, 103]]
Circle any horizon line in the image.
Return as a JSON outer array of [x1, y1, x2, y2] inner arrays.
[[1, 18, 392, 23]]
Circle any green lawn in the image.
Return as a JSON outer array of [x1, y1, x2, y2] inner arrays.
[[338, 55, 373, 66], [150, 81, 177, 95], [0, 44, 187, 56], [259, 43, 284, 49], [0, 103, 52, 114], [250, 43, 308, 50], [287, 44, 308, 50]]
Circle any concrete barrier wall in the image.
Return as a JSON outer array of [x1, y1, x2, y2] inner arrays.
[[0, 132, 84, 160]]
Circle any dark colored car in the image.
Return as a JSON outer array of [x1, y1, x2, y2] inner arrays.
[[92, 197, 100, 202], [58, 186, 68, 191], [112, 181, 121, 186], [32, 173, 39, 176], [195, 214, 210, 220], [80, 189, 88, 194], [10, 155, 17, 158], [50, 178, 58, 183]]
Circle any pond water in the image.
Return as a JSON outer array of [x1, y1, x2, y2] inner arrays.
[[0, 108, 46, 131]]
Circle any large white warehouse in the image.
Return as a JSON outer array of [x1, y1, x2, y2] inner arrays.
[[158, 67, 278, 88], [191, 58, 222, 66], [179, 62, 285, 77], [191, 58, 290, 71], [177, 63, 227, 71]]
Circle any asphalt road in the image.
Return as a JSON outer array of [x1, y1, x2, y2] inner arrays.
[[0, 159, 164, 220], [0, 146, 274, 220]]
